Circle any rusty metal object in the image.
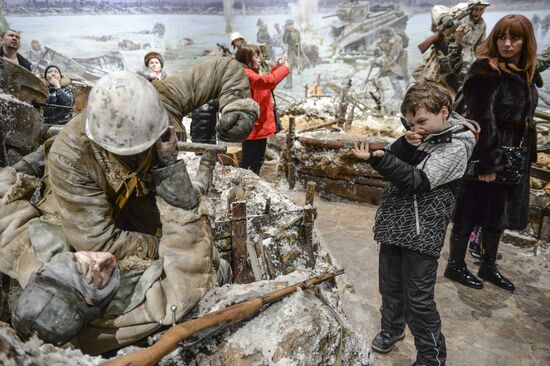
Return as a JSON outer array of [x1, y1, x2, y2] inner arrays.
[[230, 201, 254, 284], [0, 58, 48, 103], [286, 117, 297, 190]]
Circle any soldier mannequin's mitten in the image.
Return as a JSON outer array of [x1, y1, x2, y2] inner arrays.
[[152, 159, 201, 210], [217, 98, 260, 142]]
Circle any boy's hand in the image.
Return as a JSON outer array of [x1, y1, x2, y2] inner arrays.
[[404, 130, 423, 146], [352, 141, 385, 161]]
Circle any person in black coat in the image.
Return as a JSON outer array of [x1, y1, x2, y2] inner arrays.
[[43, 65, 74, 125], [190, 99, 219, 145], [445, 14, 541, 291]]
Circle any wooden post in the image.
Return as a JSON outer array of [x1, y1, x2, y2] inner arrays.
[[538, 215, 550, 242], [230, 201, 254, 283], [304, 83, 309, 99], [303, 181, 317, 267], [305, 181, 316, 206], [287, 116, 296, 190]]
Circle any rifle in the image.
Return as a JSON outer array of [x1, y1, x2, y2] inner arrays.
[[418, 2, 474, 54], [216, 43, 232, 56], [102, 269, 345, 366]]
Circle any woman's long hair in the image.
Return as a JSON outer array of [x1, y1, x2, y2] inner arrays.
[[476, 14, 537, 85], [234, 44, 261, 73]]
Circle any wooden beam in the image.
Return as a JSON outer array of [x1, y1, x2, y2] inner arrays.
[[230, 201, 254, 283]]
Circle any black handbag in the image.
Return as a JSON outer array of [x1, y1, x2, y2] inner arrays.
[[464, 123, 528, 185], [272, 92, 283, 133]]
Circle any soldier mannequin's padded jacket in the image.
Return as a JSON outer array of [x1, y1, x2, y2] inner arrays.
[[152, 57, 251, 138], [39, 58, 253, 261], [369, 112, 479, 257]]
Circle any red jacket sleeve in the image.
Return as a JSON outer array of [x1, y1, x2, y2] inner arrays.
[[245, 66, 290, 90]]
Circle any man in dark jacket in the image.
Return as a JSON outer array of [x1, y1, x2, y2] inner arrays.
[[353, 82, 478, 366], [0, 29, 32, 71], [190, 99, 219, 145]]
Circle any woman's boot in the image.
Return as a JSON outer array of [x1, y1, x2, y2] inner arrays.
[[444, 224, 483, 289], [478, 228, 514, 291]]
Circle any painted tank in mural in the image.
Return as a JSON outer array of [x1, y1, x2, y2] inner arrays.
[[327, 0, 408, 60]]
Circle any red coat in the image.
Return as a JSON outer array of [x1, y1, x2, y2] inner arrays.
[[244, 65, 289, 140]]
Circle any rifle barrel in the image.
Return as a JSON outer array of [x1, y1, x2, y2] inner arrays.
[[101, 270, 344, 366]]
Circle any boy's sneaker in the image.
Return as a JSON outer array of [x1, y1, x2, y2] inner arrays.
[[371, 330, 405, 353]]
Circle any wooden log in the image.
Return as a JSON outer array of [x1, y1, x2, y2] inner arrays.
[[305, 181, 317, 206], [298, 171, 385, 205], [298, 120, 338, 133], [535, 110, 550, 122], [287, 117, 297, 190], [297, 136, 387, 151], [230, 201, 254, 283], [531, 166, 550, 182]]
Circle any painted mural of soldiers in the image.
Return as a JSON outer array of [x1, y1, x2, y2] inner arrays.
[[372, 28, 407, 80], [256, 18, 273, 57], [415, 0, 489, 94], [282, 19, 301, 89], [537, 45, 550, 74]]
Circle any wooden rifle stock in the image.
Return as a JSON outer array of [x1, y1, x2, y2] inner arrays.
[[418, 3, 474, 54], [418, 32, 444, 54], [101, 269, 345, 366]]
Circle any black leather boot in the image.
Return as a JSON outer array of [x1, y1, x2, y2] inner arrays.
[[371, 330, 405, 353], [478, 227, 514, 291], [478, 260, 515, 291], [444, 260, 483, 289], [446, 225, 483, 288]]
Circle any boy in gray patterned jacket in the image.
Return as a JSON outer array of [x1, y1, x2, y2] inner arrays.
[[352, 81, 479, 366]]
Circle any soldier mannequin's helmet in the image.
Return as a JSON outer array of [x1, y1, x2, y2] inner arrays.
[[230, 32, 245, 44], [12, 273, 98, 346], [468, 0, 490, 6], [85, 71, 169, 156], [285, 19, 295, 26]]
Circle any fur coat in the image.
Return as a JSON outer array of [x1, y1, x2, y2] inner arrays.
[[453, 59, 541, 230]]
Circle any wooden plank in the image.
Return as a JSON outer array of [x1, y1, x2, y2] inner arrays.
[[230, 201, 254, 284], [287, 117, 297, 190], [298, 171, 385, 205]]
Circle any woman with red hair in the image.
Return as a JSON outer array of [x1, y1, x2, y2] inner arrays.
[[234, 44, 289, 174], [445, 14, 541, 291]]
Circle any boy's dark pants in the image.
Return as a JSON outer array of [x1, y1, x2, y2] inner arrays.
[[379, 244, 446, 366]]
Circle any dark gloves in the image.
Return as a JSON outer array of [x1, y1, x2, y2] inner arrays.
[[216, 110, 257, 142], [152, 160, 201, 210], [216, 98, 259, 142]]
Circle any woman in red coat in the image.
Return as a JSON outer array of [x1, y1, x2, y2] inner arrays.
[[235, 44, 290, 174]]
